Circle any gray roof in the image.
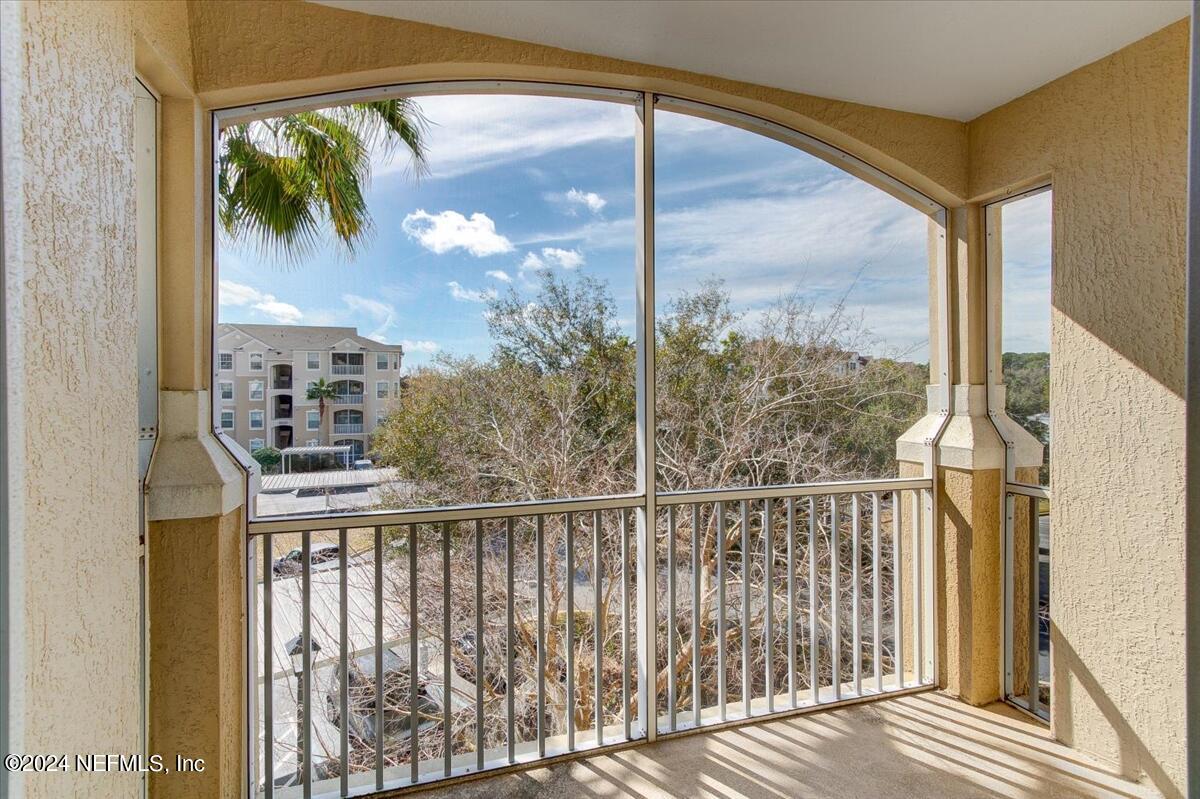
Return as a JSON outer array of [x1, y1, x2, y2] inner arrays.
[[218, 323, 404, 352]]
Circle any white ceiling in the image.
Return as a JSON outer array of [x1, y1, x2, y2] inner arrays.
[[312, 0, 1189, 121]]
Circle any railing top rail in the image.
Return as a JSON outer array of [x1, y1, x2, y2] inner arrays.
[[248, 492, 645, 535], [1005, 482, 1050, 500], [656, 476, 931, 506], [246, 476, 931, 536]]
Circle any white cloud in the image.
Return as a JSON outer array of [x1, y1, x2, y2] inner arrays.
[[400, 339, 440, 354], [565, 188, 607, 214], [219, 279, 303, 324], [486, 269, 513, 283], [374, 94, 633, 180], [542, 247, 585, 269], [342, 293, 396, 341], [447, 281, 497, 304], [521, 252, 547, 271], [401, 209, 513, 257], [520, 247, 586, 272], [253, 299, 304, 325]]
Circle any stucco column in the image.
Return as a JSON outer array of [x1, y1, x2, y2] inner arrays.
[[144, 90, 251, 799], [897, 205, 1042, 705]]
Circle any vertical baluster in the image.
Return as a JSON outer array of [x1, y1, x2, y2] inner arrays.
[[338, 528, 349, 797], [593, 510, 604, 746], [808, 498, 819, 704], [872, 493, 883, 694], [408, 524, 418, 784], [764, 499, 774, 713], [263, 534, 274, 799], [1003, 493, 1016, 701], [566, 512, 575, 749], [786, 498, 797, 709], [536, 515, 546, 757], [302, 531, 313, 799], [443, 522, 452, 778], [506, 517, 515, 763], [741, 500, 750, 718], [912, 491, 923, 685], [717, 501, 727, 721], [852, 495, 862, 696], [621, 508, 631, 741], [892, 492, 904, 689], [1028, 497, 1041, 715], [667, 505, 677, 732], [475, 520, 484, 771], [830, 495, 841, 701], [374, 526, 385, 791], [691, 503, 702, 728]]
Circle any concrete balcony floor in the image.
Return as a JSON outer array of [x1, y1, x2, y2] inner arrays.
[[419, 692, 1160, 799]]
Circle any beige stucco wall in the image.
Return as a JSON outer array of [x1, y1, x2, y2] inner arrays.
[[148, 509, 244, 799], [2, 2, 193, 797], [970, 20, 1188, 798]]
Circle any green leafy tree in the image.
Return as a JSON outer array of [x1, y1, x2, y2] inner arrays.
[[1002, 350, 1050, 481], [218, 100, 427, 261], [251, 446, 282, 474]]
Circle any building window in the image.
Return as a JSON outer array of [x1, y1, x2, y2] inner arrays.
[[220, 410, 234, 430], [306, 438, 319, 446], [307, 410, 320, 431], [249, 352, 263, 371], [376, 381, 388, 399], [249, 438, 265, 452], [307, 351, 320, 370], [219, 381, 234, 401], [376, 412, 387, 427], [392, 382, 399, 397], [249, 410, 265, 429], [248, 380, 264, 400], [219, 351, 233, 371], [306, 380, 317, 393], [377, 353, 388, 370], [393, 354, 400, 370]]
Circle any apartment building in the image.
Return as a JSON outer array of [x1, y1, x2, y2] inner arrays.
[[216, 323, 403, 461]]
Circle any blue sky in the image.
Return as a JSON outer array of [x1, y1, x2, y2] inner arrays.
[[219, 94, 1050, 370], [999, 190, 1052, 354]]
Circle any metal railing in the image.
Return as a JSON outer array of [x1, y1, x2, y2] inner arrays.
[[247, 477, 934, 798], [331, 395, 363, 406], [332, 424, 363, 434], [1003, 482, 1050, 721], [332, 364, 365, 376]]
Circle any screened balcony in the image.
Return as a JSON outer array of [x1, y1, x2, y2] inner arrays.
[[6, 3, 1188, 799]]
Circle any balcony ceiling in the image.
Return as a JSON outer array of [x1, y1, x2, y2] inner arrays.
[[312, 0, 1188, 121]]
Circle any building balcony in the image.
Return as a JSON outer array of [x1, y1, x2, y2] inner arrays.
[[332, 364, 365, 375], [332, 423, 363, 434], [332, 394, 363, 405]]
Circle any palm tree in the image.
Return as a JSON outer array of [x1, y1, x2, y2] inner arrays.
[[218, 99, 427, 261], [306, 378, 338, 430]]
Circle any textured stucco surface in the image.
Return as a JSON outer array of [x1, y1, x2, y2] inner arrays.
[[970, 21, 1188, 798], [936, 466, 1004, 706], [186, 0, 969, 205], [148, 510, 245, 799], [6, 2, 192, 797]]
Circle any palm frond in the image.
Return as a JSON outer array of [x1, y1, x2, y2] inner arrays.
[[217, 97, 428, 264]]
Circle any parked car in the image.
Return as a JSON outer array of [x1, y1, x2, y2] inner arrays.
[[352, 458, 374, 470], [272, 542, 340, 576]]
